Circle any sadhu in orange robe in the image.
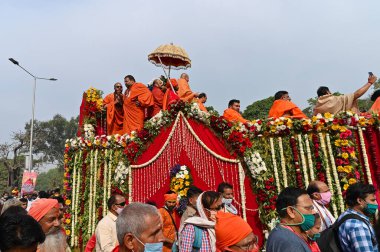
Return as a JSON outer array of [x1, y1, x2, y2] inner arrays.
[[151, 85, 165, 116], [123, 83, 154, 134], [371, 98, 380, 113], [197, 99, 208, 112], [103, 93, 124, 135], [178, 78, 196, 102], [223, 108, 248, 124], [162, 79, 180, 110], [268, 100, 307, 119]]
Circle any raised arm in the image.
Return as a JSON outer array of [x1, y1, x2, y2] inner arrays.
[[354, 75, 377, 100]]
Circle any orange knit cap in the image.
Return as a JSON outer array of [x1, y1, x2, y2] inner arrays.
[[166, 79, 178, 88], [215, 211, 253, 250], [164, 193, 178, 202], [28, 198, 60, 222]]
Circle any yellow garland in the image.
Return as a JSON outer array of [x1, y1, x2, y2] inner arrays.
[[304, 135, 315, 181], [297, 134, 309, 187], [358, 127, 373, 184], [278, 137, 288, 188], [238, 163, 247, 221], [319, 133, 338, 218], [326, 133, 345, 213], [269, 138, 281, 193], [74, 150, 82, 247], [70, 152, 78, 247], [107, 150, 113, 205]]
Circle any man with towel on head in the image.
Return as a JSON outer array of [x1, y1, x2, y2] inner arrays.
[[28, 198, 68, 252], [215, 211, 259, 252], [158, 191, 179, 252]]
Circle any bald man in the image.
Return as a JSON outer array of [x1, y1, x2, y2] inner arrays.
[[177, 73, 199, 102], [307, 181, 335, 231]]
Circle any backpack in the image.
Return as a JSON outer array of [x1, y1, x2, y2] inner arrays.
[[317, 213, 374, 252], [172, 225, 203, 252]]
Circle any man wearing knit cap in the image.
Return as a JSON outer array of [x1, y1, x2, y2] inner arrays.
[[28, 198, 68, 252], [158, 191, 179, 252], [215, 211, 258, 252]]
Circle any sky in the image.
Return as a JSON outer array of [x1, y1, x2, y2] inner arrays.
[[1, 0, 379, 143]]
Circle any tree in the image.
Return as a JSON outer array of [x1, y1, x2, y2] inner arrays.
[[243, 96, 275, 120], [35, 167, 63, 191], [205, 106, 220, 116]]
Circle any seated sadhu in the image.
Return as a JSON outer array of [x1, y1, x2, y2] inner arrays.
[[370, 89, 380, 113], [268, 91, 307, 119], [196, 93, 208, 112], [223, 99, 249, 124], [104, 82, 124, 135], [313, 74, 377, 115]]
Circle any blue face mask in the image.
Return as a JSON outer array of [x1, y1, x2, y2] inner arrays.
[[365, 203, 378, 215], [307, 232, 321, 241], [134, 235, 163, 252]]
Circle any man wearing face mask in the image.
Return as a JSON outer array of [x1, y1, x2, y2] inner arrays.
[[307, 180, 336, 231], [95, 194, 126, 252], [116, 202, 165, 252], [337, 183, 379, 251], [158, 191, 179, 252], [217, 182, 238, 215], [266, 187, 318, 252]]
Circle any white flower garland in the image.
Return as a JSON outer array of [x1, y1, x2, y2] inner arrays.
[[278, 137, 288, 188], [115, 160, 129, 186], [244, 151, 267, 178], [358, 127, 373, 184], [74, 150, 82, 247], [88, 150, 93, 235], [70, 152, 78, 247], [304, 134, 315, 181], [318, 133, 338, 218], [103, 149, 108, 218], [107, 150, 113, 203], [297, 134, 309, 187], [84, 124, 95, 140], [269, 138, 281, 193], [238, 163, 247, 221], [325, 133, 345, 213], [92, 149, 98, 234]]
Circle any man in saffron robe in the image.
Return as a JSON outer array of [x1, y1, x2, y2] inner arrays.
[[370, 89, 380, 113], [268, 91, 307, 119], [151, 78, 166, 117], [122, 75, 154, 134], [178, 73, 199, 102], [314, 74, 377, 115], [197, 93, 208, 112], [162, 79, 180, 111], [223, 99, 248, 124], [158, 191, 179, 252], [104, 82, 124, 135]]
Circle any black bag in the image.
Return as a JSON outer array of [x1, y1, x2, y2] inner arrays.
[[317, 213, 373, 252]]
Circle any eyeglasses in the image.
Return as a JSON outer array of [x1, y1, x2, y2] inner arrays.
[[115, 86, 122, 88], [231, 240, 257, 252], [115, 202, 126, 207]]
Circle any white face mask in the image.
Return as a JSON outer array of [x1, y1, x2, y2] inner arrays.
[[115, 207, 124, 215], [222, 198, 233, 204]]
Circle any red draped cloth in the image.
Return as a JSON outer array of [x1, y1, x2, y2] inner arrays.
[[130, 114, 264, 247]]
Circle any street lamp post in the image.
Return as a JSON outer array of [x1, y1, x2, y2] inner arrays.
[[8, 58, 57, 172]]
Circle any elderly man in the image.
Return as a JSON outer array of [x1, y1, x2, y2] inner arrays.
[[196, 93, 208, 112], [151, 78, 166, 117], [95, 194, 126, 252], [268, 91, 307, 118], [218, 182, 238, 215], [314, 74, 378, 115], [122, 75, 154, 134], [266, 187, 317, 252], [178, 73, 199, 102], [116, 202, 165, 252], [158, 191, 179, 252], [307, 180, 335, 231], [104, 82, 124, 135], [0, 211, 45, 252], [223, 99, 249, 124], [28, 198, 67, 252]]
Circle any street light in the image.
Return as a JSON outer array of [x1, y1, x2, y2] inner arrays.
[[8, 58, 57, 172]]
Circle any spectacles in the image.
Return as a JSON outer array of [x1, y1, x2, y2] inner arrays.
[[231, 240, 257, 252], [115, 202, 126, 207], [115, 86, 122, 88]]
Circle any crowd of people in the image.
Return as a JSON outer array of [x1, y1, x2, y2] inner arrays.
[[103, 72, 379, 137], [1, 181, 378, 252]]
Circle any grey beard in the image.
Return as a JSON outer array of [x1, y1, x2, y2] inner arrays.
[[39, 228, 67, 252]]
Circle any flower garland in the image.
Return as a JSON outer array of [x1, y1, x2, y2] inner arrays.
[[366, 126, 379, 183], [319, 132, 338, 217], [103, 149, 108, 218], [312, 134, 326, 182], [325, 133, 345, 213], [304, 134, 315, 181], [297, 134, 309, 187], [278, 137, 288, 187], [170, 165, 193, 198], [85, 87, 103, 111], [357, 127, 373, 184], [238, 163, 247, 221], [87, 150, 94, 235], [290, 136, 304, 188], [244, 151, 267, 179], [269, 138, 281, 193]]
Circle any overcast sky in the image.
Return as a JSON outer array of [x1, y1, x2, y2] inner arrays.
[[1, 0, 379, 143]]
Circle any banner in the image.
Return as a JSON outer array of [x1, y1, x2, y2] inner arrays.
[[21, 171, 38, 195]]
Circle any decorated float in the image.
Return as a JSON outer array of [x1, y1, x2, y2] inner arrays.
[[62, 44, 380, 249]]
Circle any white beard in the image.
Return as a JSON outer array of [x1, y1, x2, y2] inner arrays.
[[39, 227, 67, 252]]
